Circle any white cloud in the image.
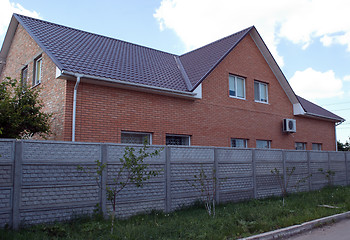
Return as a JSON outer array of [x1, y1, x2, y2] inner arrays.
[[0, 0, 40, 44], [289, 68, 344, 100], [154, 0, 285, 66], [154, 0, 350, 67], [344, 75, 350, 82]]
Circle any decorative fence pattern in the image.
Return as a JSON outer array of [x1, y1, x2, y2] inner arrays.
[[0, 139, 349, 229]]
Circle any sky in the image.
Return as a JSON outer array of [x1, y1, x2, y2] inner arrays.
[[0, 0, 349, 143]]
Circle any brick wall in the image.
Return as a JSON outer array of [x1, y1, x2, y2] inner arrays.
[[0, 139, 349, 228], [64, 35, 336, 150], [0, 24, 66, 140]]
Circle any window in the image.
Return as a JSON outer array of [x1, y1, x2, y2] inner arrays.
[[229, 75, 245, 99], [312, 143, 322, 151], [295, 142, 306, 150], [256, 140, 271, 149], [33, 56, 42, 85], [121, 131, 152, 144], [254, 81, 268, 103], [166, 135, 190, 146], [21, 66, 28, 86], [231, 138, 248, 148]]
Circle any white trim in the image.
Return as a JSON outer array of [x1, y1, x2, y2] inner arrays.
[[293, 103, 306, 115], [229, 74, 246, 99], [59, 70, 198, 100], [256, 139, 271, 149], [34, 56, 42, 85], [254, 80, 268, 103], [295, 142, 306, 150], [312, 143, 322, 151], [192, 83, 202, 99], [231, 138, 248, 148], [56, 66, 62, 78]]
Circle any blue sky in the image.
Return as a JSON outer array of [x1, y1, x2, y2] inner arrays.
[[1, 0, 349, 143]]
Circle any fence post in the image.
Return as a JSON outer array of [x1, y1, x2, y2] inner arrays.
[[214, 148, 220, 204], [252, 149, 257, 199], [100, 144, 107, 218], [165, 146, 171, 212], [12, 141, 23, 230], [307, 151, 312, 191], [345, 152, 349, 185], [282, 150, 287, 194]]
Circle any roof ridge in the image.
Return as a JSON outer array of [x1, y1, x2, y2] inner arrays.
[[180, 26, 253, 57], [13, 13, 179, 57]]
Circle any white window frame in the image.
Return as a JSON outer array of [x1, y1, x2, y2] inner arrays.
[[312, 143, 322, 151], [231, 138, 248, 148], [21, 65, 28, 86], [121, 131, 152, 145], [34, 56, 42, 86], [254, 80, 268, 103], [256, 140, 271, 149], [229, 74, 245, 99], [295, 142, 306, 150], [166, 134, 191, 146]]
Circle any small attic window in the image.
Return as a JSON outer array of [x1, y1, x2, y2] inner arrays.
[[21, 66, 28, 86], [254, 81, 268, 103], [33, 56, 42, 86]]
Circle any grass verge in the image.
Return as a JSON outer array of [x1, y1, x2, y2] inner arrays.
[[2, 186, 350, 240]]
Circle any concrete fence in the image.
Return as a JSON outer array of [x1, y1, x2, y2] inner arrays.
[[0, 139, 349, 229]]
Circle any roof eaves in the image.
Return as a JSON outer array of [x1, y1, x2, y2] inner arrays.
[[303, 112, 345, 123], [188, 26, 254, 91], [60, 70, 198, 99]]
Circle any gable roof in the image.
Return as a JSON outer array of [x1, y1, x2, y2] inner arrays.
[[297, 96, 344, 122], [179, 27, 252, 89], [0, 14, 344, 122]]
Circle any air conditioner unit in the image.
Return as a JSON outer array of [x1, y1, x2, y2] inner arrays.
[[283, 119, 296, 133]]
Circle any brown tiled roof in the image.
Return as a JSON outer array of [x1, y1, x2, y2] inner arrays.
[[297, 96, 344, 122]]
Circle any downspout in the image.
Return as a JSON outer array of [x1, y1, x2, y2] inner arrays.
[[335, 121, 343, 151], [72, 74, 83, 141]]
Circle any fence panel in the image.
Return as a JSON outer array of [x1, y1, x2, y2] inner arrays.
[[0, 140, 15, 228], [0, 139, 348, 228]]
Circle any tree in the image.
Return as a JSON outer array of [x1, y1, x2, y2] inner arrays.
[[337, 138, 350, 151], [78, 141, 162, 234], [187, 165, 217, 217], [0, 77, 51, 138]]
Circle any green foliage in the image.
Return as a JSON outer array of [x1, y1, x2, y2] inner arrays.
[[318, 168, 336, 186], [2, 186, 350, 239], [0, 77, 51, 139], [271, 167, 295, 201], [78, 141, 162, 234], [271, 167, 312, 206], [337, 138, 350, 151], [188, 166, 217, 217]]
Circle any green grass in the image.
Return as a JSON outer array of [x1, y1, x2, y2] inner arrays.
[[2, 186, 350, 240]]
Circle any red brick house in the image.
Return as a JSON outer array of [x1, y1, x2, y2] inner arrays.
[[0, 14, 344, 150]]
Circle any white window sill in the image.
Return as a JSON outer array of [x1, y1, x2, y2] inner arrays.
[[254, 100, 269, 104], [229, 95, 246, 100]]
